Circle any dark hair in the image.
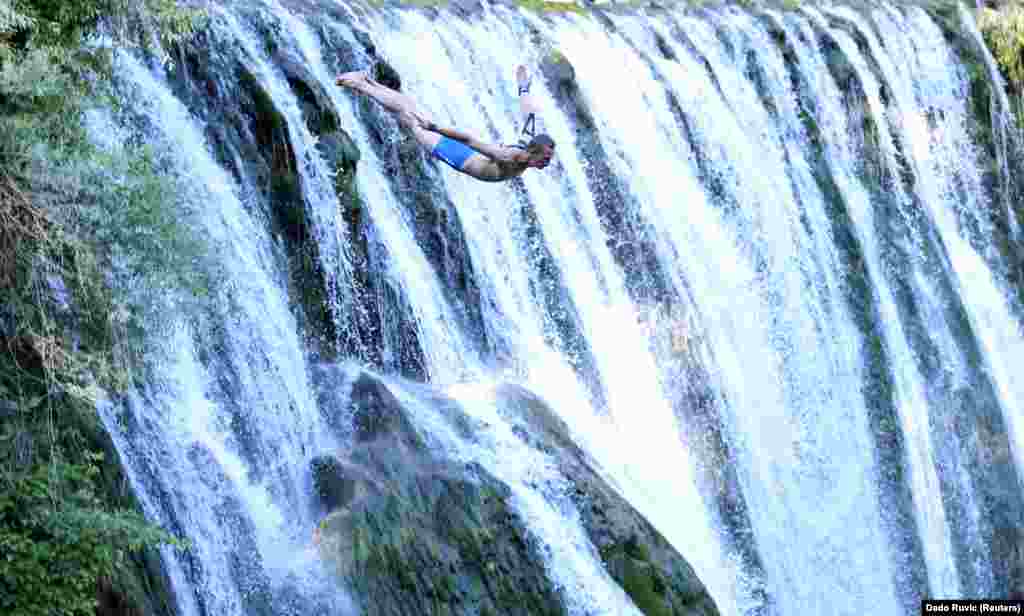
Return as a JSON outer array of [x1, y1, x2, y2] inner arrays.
[[528, 134, 555, 151]]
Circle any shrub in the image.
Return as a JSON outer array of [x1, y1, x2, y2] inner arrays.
[[0, 1, 207, 614], [0, 455, 180, 616], [979, 4, 1024, 94]]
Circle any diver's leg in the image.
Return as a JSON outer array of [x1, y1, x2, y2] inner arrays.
[[337, 71, 430, 126], [399, 113, 442, 151], [338, 72, 440, 155]]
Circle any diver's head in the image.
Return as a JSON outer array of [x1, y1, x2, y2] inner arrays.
[[526, 134, 555, 169]]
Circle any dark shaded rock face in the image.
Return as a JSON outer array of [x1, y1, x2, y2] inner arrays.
[[372, 59, 403, 91], [97, 577, 143, 616], [312, 371, 719, 616], [494, 384, 719, 616], [164, 18, 368, 363]]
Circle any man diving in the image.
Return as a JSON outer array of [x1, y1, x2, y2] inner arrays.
[[336, 65, 556, 182]]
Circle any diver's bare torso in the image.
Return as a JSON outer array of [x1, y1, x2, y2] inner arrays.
[[460, 152, 530, 182]]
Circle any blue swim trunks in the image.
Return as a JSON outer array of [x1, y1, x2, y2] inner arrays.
[[432, 136, 476, 170]]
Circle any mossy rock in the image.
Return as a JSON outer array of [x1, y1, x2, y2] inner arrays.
[[311, 373, 566, 615], [317, 128, 362, 214], [372, 60, 403, 91], [273, 44, 343, 136], [493, 385, 719, 616], [601, 537, 688, 616], [311, 455, 361, 511], [319, 130, 361, 172], [540, 49, 577, 95], [312, 374, 720, 616], [320, 471, 566, 616], [348, 372, 425, 449]]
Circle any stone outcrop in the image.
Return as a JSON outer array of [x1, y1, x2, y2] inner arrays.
[[311, 370, 720, 616]]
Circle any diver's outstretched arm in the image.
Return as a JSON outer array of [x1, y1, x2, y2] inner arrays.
[[426, 121, 523, 164]]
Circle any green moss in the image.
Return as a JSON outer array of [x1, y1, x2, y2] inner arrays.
[[317, 475, 569, 615], [624, 534, 651, 561], [514, 0, 587, 15], [1, 5, 207, 609], [599, 539, 674, 616], [621, 559, 671, 616], [239, 69, 287, 150], [979, 6, 1024, 94], [272, 170, 301, 205]]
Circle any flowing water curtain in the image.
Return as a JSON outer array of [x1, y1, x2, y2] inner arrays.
[[87, 2, 1024, 616]]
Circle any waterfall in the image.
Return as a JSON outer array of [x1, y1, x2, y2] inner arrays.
[[96, 1, 1024, 615], [769, 6, 963, 600]]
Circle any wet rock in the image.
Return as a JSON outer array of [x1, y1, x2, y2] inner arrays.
[[0, 398, 17, 420], [334, 56, 488, 377], [317, 131, 361, 174], [493, 385, 719, 616], [274, 46, 341, 136], [165, 22, 384, 365], [539, 49, 577, 96], [233, 62, 345, 360], [372, 59, 402, 91], [349, 372, 423, 449], [311, 455, 358, 511], [96, 576, 143, 616], [449, 0, 485, 18], [311, 363, 359, 436], [315, 372, 720, 616], [316, 394, 566, 616], [537, 46, 669, 308], [353, 29, 376, 56]]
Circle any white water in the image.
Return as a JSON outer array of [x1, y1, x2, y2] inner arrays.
[[222, 5, 355, 325], [98, 49, 349, 613], [585, 8, 900, 614], [782, 6, 964, 600], [859, 4, 1024, 512], [97, 2, 1024, 615], [352, 5, 736, 611], [266, 0, 482, 381]]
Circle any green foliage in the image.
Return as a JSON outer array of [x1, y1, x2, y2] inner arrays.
[[0, 455, 180, 616], [514, 0, 587, 15], [0, 1, 207, 614], [0, 0, 206, 64], [0, 0, 212, 373], [979, 5, 1024, 92]]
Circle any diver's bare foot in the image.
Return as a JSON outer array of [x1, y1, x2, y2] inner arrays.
[[336, 70, 369, 87], [515, 65, 531, 95]]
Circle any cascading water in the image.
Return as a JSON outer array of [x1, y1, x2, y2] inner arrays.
[[95, 1, 1024, 615], [94, 47, 353, 615], [766, 6, 964, 601]]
